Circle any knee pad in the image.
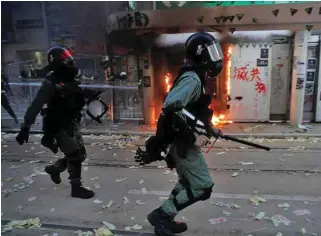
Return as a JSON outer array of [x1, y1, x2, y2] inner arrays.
[[199, 184, 214, 201]]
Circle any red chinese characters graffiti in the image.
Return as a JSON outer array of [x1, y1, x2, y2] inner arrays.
[[233, 66, 249, 81], [250, 68, 261, 82], [233, 66, 267, 94], [255, 81, 267, 94]]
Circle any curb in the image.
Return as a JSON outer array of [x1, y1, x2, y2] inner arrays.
[[2, 128, 321, 139]]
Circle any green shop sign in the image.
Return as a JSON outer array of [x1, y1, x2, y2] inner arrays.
[[156, 1, 308, 9]]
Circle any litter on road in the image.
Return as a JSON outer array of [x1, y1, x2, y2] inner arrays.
[[1, 217, 41, 233], [293, 209, 311, 216], [102, 221, 116, 230], [278, 203, 290, 208], [249, 196, 267, 206], [209, 217, 227, 225], [232, 172, 239, 177], [270, 214, 291, 227]]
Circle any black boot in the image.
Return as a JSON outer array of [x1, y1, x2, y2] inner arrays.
[[45, 158, 67, 184], [70, 179, 95, 199], [148, 208, 186, 236], [41, 136, 58, 154], [45, 165, 62, 184]]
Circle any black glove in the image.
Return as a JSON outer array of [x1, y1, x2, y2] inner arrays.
[[16, 127, 30, 145], [134, 136, 164, 166]]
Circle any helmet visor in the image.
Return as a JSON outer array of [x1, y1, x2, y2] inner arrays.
[[206, 41, 223, 62], [61, 49, 74, 65]]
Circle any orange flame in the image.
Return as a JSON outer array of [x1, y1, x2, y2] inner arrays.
[[211, 45, 233, 127], [165, 73, 171, 93]]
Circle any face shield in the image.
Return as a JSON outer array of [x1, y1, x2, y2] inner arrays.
[[206, 41, 224, 63], [204, 41, 224, 78]]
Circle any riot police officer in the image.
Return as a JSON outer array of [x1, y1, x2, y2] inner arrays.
[[16, 45, 95, 199], [137, 32, 224, 235]]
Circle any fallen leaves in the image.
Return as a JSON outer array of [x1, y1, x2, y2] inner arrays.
[[1, 217, 41, 233]]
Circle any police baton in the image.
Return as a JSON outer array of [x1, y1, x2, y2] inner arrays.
[[182, 109, 271, 152]]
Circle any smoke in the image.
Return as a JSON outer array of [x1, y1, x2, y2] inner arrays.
[[154, 32, 219, 47], [154, 30, 292, 47]]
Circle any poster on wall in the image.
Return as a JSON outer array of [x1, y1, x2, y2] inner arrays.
[[257, 59, 268, 67], [227, 44, 271, 121], [296, 77, 304, 89], [305, 82, 314, 95], [307, 59, 316, 70], [306, 71, 315, 82], [143, 76, 151, 87], [260, 48, 269, 58]]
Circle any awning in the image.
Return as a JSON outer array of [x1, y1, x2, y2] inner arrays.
[[107, 2, 321, 34]]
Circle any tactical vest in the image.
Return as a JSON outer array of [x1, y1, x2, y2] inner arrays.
[[157, 70, 213, 145], [46, 74, 86, 125]]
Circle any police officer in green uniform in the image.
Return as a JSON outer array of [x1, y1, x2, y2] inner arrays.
[[16, 46, 95, 199], [135, 32, 224, 235]]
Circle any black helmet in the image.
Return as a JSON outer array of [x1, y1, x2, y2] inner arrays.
[[185, 32, 223, 77], [47, 45, 75, 69]]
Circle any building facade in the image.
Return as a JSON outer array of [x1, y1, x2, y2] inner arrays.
[[106, 1, 321, 125]]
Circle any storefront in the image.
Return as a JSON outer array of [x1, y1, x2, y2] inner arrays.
[[107, 2, 321, 124]]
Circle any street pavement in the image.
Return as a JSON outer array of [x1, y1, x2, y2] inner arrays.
[[1, 133, 321, 236], [2, 110, 321, 138]]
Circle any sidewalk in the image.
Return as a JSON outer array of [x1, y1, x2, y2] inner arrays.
[[2, 118, 321, 138]]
